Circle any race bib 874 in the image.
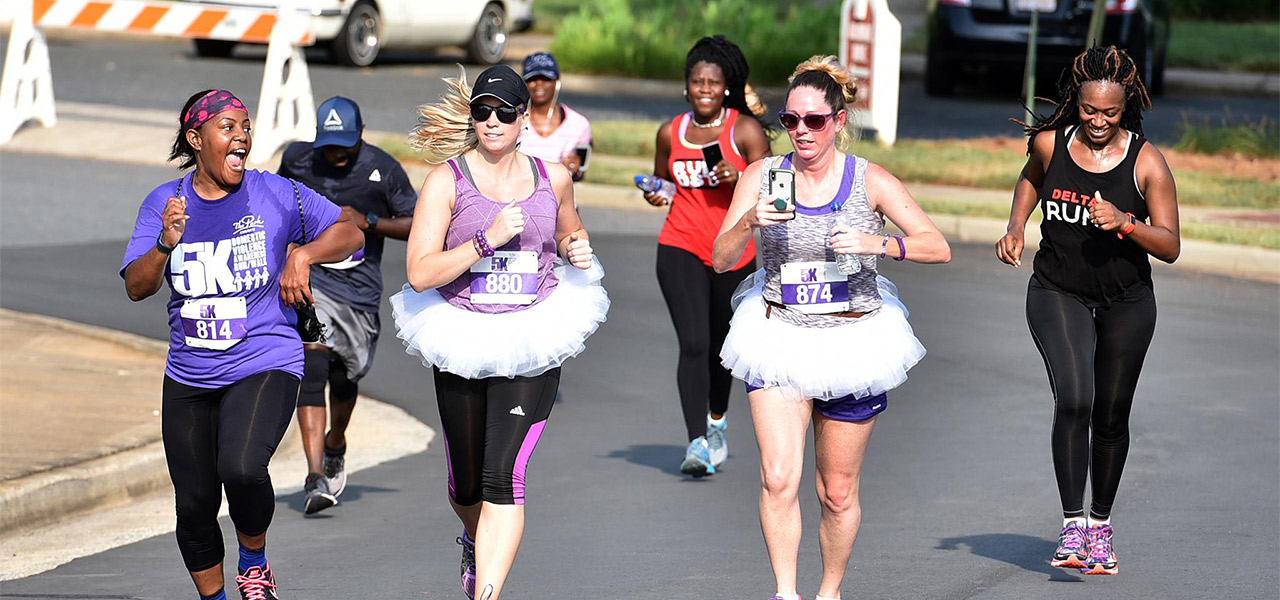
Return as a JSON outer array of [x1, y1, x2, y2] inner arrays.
[[469, 251, 540, 305], [179, 297, 248, 350], [779, 261, 851, 314]]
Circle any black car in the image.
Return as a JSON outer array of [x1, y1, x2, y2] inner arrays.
[[924, 0, 1171, 96]]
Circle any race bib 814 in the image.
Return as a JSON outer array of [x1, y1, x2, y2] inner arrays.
[[179, 297, 248, 350]]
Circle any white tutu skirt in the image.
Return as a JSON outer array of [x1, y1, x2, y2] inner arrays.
[[390, 259, 610, 379], [720, 270, 926, 401]]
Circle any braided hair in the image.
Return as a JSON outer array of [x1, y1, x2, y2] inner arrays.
[[684, 35, 771, 134], [168, 89, 216, 170], [1019, 45, 1152, 155]]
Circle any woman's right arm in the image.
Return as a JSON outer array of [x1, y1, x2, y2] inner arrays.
[[643, 121, 673, 206], [405, 165, 525, 292], [996, 131, 1052, 267], [713, 160, 791, 272], [124, 196, 188, 301]]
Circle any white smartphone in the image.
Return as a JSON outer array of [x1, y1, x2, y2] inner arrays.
[[768, 168, 796, 219]]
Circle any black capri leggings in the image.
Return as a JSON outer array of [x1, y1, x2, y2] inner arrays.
[[1026, 275, 1157, 520], [162, 370, 299, 572], [434, 367, 560, 506], [655, 244, 754, 441]]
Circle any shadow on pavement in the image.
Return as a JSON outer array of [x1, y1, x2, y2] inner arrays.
[[935, 533, 1084, 582], [279, 484, 399, 514], [601, 443, 693, 478]]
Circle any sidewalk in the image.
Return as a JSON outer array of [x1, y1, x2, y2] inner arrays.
[[0, 309, 434, 579]]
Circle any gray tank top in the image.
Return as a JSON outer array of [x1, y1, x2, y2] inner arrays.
[[759, 153, 884, 328]]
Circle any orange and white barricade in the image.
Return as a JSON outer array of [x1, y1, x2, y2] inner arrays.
[[1, 0, 317, 164]]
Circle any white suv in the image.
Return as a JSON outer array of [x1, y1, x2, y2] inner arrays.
[[191, 0, 534, 67]]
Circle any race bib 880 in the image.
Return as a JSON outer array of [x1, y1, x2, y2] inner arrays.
[[469, 251, 540, 305]]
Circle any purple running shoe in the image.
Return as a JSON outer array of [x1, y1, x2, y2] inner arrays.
[[458, 532, 477, 598], [1050, 520, 1088, 569], [1082, 524, 1118, 575]]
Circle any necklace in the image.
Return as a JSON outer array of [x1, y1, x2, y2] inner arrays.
[[690, 107, 724, 129]]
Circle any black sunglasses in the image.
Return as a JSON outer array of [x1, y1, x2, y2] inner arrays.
[[470, 104, 523, 124], [778, 111, 839, 131]]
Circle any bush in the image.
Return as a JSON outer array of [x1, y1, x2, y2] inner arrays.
[[1168, 0, 1277, 20], [549, 0, 843, 85]]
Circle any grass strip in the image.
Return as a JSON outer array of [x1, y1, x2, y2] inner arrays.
[[1167, 20, 1280, 73]]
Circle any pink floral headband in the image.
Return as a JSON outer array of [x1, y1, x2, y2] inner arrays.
[[183, 90, 247, 131]]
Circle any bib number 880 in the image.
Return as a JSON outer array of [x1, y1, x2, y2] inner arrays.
[[484, 273, 525, 295], [794, 283, 834, 305]]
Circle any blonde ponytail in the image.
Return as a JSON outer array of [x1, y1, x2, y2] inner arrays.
[[743, 82, 767, 117], [409, 66, 478, 164]]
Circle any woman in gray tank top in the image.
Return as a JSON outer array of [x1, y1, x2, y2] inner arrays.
[[713, 56, 951, 600]]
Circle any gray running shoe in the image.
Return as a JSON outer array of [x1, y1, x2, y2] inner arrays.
[[323, 446, 347, 498], [679, 436, 716, 477], [303, 473, 336, 515], [706, 415, 728, 467]]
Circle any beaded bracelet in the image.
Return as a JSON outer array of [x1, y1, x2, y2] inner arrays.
[[892, 235, 906, 262], [473, 229, 495, 258], [879, 234, 891, 259]]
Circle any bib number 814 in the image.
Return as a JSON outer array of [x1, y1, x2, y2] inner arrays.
[[195, 320, 235, 340], [484, 273, 525, 295], [794, 283, 834, 305]]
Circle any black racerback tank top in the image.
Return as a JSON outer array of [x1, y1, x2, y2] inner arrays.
[[1034, 125, 1152, 307]]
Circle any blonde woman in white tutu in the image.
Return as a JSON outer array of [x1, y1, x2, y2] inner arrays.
[[712, 56, 950, 600], [391, 64, 608, 600]]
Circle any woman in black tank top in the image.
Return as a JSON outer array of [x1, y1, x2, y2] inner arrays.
[[997, 46, 1180, 576]]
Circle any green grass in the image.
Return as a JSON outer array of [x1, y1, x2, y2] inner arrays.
[[1174, 113, 1280, 159], [1168, 20, 1280, 72], [1181, 221, 1280, 249]]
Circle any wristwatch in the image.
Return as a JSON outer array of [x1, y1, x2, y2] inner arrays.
[[365, 212, 379, 230], [1118, 212, 1137, 237]]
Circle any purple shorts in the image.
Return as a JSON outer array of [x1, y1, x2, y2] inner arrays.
[[745, 383, 887, 423]]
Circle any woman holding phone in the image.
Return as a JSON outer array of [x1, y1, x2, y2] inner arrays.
[[713, 56, 949, 600], [518, 51, 593, 182], [645, 34, 771, 477]]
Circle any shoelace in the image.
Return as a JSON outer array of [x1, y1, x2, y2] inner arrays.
[[457, 536, 476, 568], [1087, 525, 1114, 560], [1059, 523, 1087, 552], [235, 566, 276, 600]]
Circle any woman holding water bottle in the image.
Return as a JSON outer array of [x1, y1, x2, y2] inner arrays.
[[641, 35, 771, 477], [713, 56, 949, 600]]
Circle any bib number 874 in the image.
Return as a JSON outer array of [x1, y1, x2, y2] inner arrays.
[[484, 273, 525, 295], [794, 283, 834, 305]]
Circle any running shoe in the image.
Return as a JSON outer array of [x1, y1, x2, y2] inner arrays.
[[679, 436, 716, 477], [457, 532, 476, 599], [303, 473, 336, 515], [1082, 524, 1118, 575], [235, 563, 279, 600], [706, 415, 728, 468], [1050, 520, 1089, 569], [323, 445, 347, 497]]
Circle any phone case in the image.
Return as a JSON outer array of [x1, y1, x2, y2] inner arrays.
[[575, 145, 592, 170], [768, 168, 796, 219], [702, 142, 724, 169]]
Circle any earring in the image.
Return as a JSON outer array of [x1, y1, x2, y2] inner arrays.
[[683, 89, 688, 98], [724, 90, 730, 96]]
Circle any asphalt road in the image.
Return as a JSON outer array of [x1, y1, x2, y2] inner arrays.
[[0, 152, 1277, 599], [2, 34, 1277, 144]]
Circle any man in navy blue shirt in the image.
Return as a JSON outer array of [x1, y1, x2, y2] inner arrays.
[[278, 96, 417, 514]]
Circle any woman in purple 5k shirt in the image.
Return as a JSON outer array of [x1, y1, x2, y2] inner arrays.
[[121, 89, 362, 600], [390, 65, 608, 600]]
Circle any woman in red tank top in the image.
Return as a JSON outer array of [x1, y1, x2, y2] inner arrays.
[[642, 35, 771, 477]]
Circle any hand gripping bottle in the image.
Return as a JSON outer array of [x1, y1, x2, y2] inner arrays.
[[834, 210, 861, 276], [635, 175, 676, 205]]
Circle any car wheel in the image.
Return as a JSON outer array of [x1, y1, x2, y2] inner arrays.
[[193, 39, 236, 58], [466, 2, 508, 65], [331, 1, 381, 67], [924, 51, 955, 97]]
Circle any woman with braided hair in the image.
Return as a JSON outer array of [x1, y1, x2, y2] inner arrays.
[[644, 34, 772, 477], [997, 45, 1180, 576]]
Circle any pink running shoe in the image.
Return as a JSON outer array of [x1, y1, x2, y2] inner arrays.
[[1050, 521, 1089, 569], [235, 564, 279, 600], [1082, 524, 1118, 575]]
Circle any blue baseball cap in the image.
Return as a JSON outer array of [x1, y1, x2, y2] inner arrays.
[[314, 96, 363, 148], [522, 52, 560, 81]]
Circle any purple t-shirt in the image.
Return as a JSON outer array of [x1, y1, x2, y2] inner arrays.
[[121, 170, 342, 388]]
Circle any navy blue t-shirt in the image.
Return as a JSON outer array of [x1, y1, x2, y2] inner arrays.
[[278, 141, 417, 313]]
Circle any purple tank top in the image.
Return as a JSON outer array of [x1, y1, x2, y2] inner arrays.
[[439, 156, 561, 313]]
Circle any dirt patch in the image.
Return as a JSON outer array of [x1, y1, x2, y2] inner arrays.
[[958, 137, 1280, 181]]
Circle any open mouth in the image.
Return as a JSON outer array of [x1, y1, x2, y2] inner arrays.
[[227, 148, 248, 171]]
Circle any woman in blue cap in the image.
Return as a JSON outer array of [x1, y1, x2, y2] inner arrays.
[[518, 51, 593, 181]]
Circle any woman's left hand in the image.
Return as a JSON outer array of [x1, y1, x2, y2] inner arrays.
[[829, 226, 880, 255], [710, 160, 739, 187], [1088, 190, 1123, 232], [280, 247, 314, 307], [564, 232, 593, 270]]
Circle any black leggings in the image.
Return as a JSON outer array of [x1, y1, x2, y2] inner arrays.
[[162, 370, 299, 572], [1026, 276, 1157, 520], [655, 244, 754, 441], [434, 367, 560, 506]]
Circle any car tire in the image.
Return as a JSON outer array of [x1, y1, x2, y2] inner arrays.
[[924, 51, 955, 97], [331, 1, 381, 67], [466, 2, 508, 65], [193, 39, 236, 58]]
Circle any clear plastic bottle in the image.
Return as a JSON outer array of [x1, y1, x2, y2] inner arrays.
[[834, 211, 861, 276], [634, 174, 676, 205]]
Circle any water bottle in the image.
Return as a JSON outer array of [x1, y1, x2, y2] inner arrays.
[[834, 211, 861, 276], [634, 175, 676, 204]]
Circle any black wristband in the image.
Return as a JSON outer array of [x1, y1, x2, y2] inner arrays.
[[365, 213, 379, 230], [155, 233, 176, 254]]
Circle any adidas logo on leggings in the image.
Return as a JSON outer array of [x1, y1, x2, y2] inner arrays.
[[509, 406, 525, 417]]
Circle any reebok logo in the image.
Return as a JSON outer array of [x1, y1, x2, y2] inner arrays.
[[368, 169, 381, 182], [323, 108, 343, 130], [509, 406, 526, 417]]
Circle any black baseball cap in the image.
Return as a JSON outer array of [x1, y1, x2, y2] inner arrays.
[[470, 65, 529, 108], [314, 96, 363, 148]]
